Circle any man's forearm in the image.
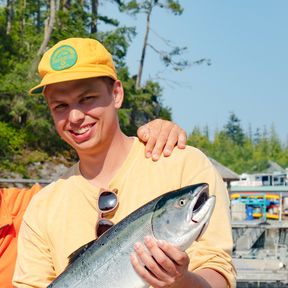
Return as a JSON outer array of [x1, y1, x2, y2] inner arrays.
[[174, 268, 228, 288]]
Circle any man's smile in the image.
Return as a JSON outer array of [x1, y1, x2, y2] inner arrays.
[[69, 123, 95, 135]]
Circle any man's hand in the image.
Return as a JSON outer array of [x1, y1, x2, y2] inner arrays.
[[130, 236, 190, 288], [137, 119, 186, 161]]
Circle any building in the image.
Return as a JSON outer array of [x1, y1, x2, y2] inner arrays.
[[209, 157, 239, 188]]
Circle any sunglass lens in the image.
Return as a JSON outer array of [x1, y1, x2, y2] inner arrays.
[[99, 191, 117, 211], [97, 218, 113, 236]]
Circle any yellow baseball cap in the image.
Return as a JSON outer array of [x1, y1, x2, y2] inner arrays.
[[29, 38, 118, 95]]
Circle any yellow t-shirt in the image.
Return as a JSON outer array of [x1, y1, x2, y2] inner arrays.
[[13, 138, 236, 287]]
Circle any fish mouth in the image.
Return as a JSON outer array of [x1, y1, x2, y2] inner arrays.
[[190, 184, 209, 223]]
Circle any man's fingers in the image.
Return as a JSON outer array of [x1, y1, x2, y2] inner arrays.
[[131, 247, 171, 288], [137, 120, 162, 159], [157, 240, 189, 267], [137, 119, 187, 160], [144, 236, 178, 276], [137, 124, 150, 143], [143, 119, 173, 161], [137, 121, 160, 158], [177, 129, 187, 149], [131, 238, 190, 288], [161, 125, 181, 157], [133, 241, 170, 281], [150, 122, 187, 160], [150, 121, 173, 160]]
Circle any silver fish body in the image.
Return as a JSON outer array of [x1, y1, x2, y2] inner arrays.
[[47, 183, 215, 288]]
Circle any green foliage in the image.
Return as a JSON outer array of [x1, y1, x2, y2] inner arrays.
[[187, 126, 211, 154], [166, 0, 183, 14], [0, 0, 173, 177], [159, 47, 189, 71], [121, 0, 183, 15], [119, 67, 171, 135], [187, 113, 288, 174], [0, 121, 25, 159], [97, 26, 136, 68]]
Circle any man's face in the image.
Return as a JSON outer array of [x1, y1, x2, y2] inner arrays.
[[44, 77, 123, 155]]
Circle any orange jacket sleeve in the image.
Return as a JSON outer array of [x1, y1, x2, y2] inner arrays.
[[0, 184, 42, 288]]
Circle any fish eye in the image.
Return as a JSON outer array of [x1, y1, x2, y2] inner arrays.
[[178, 198, 187, 207]]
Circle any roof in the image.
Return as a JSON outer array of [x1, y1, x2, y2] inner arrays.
[[209, 157, 240, 181], [261, 160, 286, 174]]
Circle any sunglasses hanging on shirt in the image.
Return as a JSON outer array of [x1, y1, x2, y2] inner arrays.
[[96, 188, 118, 237]]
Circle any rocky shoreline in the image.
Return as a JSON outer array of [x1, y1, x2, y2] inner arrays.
[[0, 158, 72, 188]]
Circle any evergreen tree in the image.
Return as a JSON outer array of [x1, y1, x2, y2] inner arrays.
[[223, 112, 245, 145]]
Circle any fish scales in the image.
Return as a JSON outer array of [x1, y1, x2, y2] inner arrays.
[[48, 183, 216, 288], [75, 217, 152, 287]]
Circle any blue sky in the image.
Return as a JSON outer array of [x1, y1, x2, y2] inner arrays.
[[104, 1, 288, 143]]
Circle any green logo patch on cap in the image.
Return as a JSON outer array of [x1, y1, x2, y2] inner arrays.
[[50, 45, 77, 70]]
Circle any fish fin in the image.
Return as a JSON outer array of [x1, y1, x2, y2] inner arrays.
[[67, 239, 95, 265]]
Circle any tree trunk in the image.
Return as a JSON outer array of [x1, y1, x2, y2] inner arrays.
[[36, 0, 41, 33], [135, 1, 153, 90], [29, 0, 58, 77], [37, 0, 58, 56], [6, 0, 14, 35], [90, 0, 99, 34], [20, 0, 26, 38]]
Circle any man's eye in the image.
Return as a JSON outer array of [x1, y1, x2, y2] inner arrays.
[[82, 96, 95, 102], [53, 104, 67, 111]]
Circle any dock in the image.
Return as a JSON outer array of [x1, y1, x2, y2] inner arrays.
[[230, 185, 288, 286]]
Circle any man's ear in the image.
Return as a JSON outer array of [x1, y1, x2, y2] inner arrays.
[[112, 80, 124, 109]]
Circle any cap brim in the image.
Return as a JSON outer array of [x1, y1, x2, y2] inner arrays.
[[29, 67, 117, 95]]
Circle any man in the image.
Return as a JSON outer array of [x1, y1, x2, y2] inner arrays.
[[0, 120, 186, 288], [13, 38, 236, 287]]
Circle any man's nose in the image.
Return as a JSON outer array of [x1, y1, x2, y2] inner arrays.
[[68, 108, 85, 123]]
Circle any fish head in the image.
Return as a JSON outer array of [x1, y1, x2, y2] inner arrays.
[[151, 183, 216, 251]]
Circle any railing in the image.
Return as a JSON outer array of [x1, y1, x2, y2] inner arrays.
[[0, 178, 52, 186]]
